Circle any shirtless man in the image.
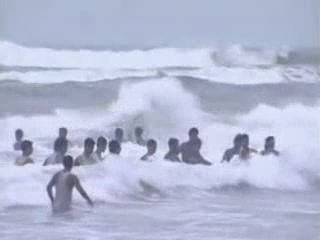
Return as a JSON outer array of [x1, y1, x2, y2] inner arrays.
[[114, 128, 125, 144], [46, 155, 93, 213], [141, 139, 157, 161], [93, 136, 107, 161], [164, 138, 181, 162], [261, 136, 280, 156], [180, 128, 211, 165], [109, 140, 121, 155], [13, 129, 24, 151], [43, 137, 68, 166], [239, 134, 258, 160], [74, 138, 97, 166], [221, 134, 243, 162], [15, 140, 34, 166], [134, 127, 147, 146]]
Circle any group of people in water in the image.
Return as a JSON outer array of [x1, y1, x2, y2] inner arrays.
[[13, 126, 280, 167], [11, 126, 280, 213]]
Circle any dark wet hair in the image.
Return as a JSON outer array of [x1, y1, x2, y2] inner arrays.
[[189, 127, 199, 136], [115, 128, 124, 134], [233, 134, 243, 144], [15, 129, 24, 136], [97, 136, 107, 146], [242, 134, 249, 141], [21, 140, 32, 152], [84, 138, 95, 147], [147, 139, 157, 147], [54, 137, 68, 152], [266, 136, 275, 142], [63, 155, 73, 169], [59, 127, 67, 134], [109, 140, 121, 154], [168, 138, 179, 148]]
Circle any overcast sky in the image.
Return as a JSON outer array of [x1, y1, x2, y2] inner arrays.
[[0, 0, 318, 49]]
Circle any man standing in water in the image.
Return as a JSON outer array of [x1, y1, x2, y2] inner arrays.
[[221, 134, 243, 162], [114, 128, 125, 144], [261, 136, 280, 156], [43, 137, 68, 166], [75, 138, 97, 166], [180, 128, 211, 165], [134, 127, 147, 146], [13, 129, 24, 151], [164, 138, 181, 162], [15, 140, 34, 166], [239, 134, 258, 160], [46, 155, 93, 213]]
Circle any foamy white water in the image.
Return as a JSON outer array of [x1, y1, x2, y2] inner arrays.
[[0, 41, 319, 240]]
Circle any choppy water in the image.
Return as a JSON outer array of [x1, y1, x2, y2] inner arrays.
[[0, 41, 320, 240]]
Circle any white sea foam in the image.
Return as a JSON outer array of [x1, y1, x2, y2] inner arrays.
[[0, 79, 319, 210]]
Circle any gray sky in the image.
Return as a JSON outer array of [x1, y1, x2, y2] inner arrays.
[[0, 0, 318, 49]]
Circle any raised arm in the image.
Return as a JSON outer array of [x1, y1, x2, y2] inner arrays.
[[73, 176, 93, 207], [46, 173, 58, 205]]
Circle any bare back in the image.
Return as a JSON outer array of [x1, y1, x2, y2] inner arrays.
[[52, 170, 76, 213]]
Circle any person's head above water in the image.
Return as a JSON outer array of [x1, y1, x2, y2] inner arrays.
[[265, 136, 275, 150], [188, 127, 199, 140], [233, 134, 243, 149], [168, 138, 179, 152], [84, 138, 95, 155], [59, 127, 68, 139], [15, 129, 24, 141], [63, 155, 74, 171], [21, 140, 33, 156], [115, 128, 124, 142], [54, 137, 68, 155], [134, 127, 144, 138], [147, 139, 157, 155], [97, 136, 107, 153], [241, 134, 250, 148], [109, 140, 121, 155]]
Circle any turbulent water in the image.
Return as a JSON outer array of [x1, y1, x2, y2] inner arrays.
[[0, 41, 320, 240]]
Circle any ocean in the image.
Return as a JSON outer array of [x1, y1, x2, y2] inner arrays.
[[0, 41, 319, 240]]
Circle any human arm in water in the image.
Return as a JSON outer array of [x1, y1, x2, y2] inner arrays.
[[46, 173, 58, 205], [73, 175, 94, 207]]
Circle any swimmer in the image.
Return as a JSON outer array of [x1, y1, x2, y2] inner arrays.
[[221, 134, 243, 162], [109, 140, 121, 155], [180, 128, 212, 165], [114, 128, 125, 143], [74, 138, 97, 166], [93, 136, 107, 161], [261, 136, 280, 156], [59, 127, 68, 139], [239, 134, 258, 160], [57, 127, 72, 147], [164, 138, 181, 162], [13, 129, 24, 151], [15, 140, 34, 166], [46, 155, 93, 213], [141, 139, 157, 161], [134, 127, 147, 146], [43, 137, 68, 166]]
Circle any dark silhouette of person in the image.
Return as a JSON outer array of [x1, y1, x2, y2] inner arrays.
[[43, 137, 68, 166], [134, 127, 147, 146], [14, 129, 24, 151], [221, 134, 243, 162], [141, 139, 157, 161], [180, 128, 211, 165], [239, 134, 258, 160], [261, 136, 280, 156], [164, 138, 181, 162], [109, 140, 121, 155]]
